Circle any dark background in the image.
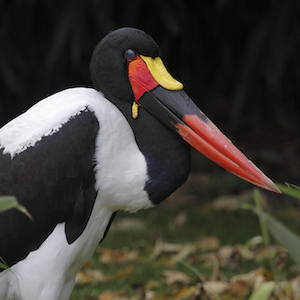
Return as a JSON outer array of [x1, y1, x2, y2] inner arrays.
[[1, 0, 299, 195]]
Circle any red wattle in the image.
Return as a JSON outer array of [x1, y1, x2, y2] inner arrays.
[[128, 56, 159, 102]]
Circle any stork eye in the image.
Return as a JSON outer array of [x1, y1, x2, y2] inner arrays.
[[124, 49, 136, 60]]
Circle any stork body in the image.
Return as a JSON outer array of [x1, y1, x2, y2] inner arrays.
[[0, 88, 155, 299], [0, 28, 279, 300], [0, 87, 189, 299]]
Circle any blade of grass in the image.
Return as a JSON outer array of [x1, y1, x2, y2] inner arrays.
[[0, 262, 8, 270], [261, 211, 300, 266], [0, 196, 18, 212], [253, 189, 282, 291], [0, 257, 8, 270], [253, 188, 300, 265], [0, 196, 33, 220], [15, 204, 33, 221], [248, 281, 275, 300], [275, 183, 300, 200], [253, 188, 270, 246]]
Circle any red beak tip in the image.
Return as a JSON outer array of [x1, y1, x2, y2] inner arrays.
[[267, 182, 282, 194], [257, 178, 282, 194]]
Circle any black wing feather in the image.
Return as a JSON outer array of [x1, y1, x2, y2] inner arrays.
[[0, 108, 99, 270]]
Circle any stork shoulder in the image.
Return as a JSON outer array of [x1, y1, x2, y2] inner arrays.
[[0, 88, 110, 157]]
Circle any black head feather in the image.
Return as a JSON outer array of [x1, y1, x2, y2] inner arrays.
[[90, 27, 160, 102]]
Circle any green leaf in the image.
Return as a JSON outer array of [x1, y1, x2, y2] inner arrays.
[[15, 204, 33, 221], [0, 196, 18, 212], [276, 183, 300, 200], [0, 256, 8, 270], [252, 188, 300, 265], [0, 196, 33, 221], [261, 211, 300, 265], [254, 189, 270, 246], [253, 186, 300, 265], [0, 262, 9, 270], [0, 255, 8, 270], [248, 282, 275, 300]]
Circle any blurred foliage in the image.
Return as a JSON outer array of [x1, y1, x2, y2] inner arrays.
[[0, 0, 299, 134]]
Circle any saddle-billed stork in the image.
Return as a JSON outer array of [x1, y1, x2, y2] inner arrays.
[[0, 27, 280, 300]]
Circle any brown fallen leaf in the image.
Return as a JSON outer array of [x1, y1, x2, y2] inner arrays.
[[174, 286, 198, 299], [170, 244, 196, 265], [169, 212, 187, 231], [150, 239, 186, 261], [198, 252, 221, 281], [105, 265, 135, 281], [99, 248, 139, 265], [98, 248, 115, 264], [98, 291, 114, 300], [231, 267, 275, 293], [162, 270, 193, 285], [255, 246, 289, 270], [230, 268, 261, 286], [218, 245, 241, 269], [132, 283, 145, 300], [196, 236, 220, 252], [274, 280, 294, 299], [290, 276, 300, 299], [203, 281, 229, 295], [230, 280, 250, 297], [75, 269, 105, 285], [145, 280, 161, 290], [252, 268, 275, 290], [149, 286, 198, 300], [149, 294, 172, 300], [188, 284, 210, 300], [97, 290, 128, 300], [145, 290, 156, 300], [198, 252, 217, 265], [211, 190, 255, 211]]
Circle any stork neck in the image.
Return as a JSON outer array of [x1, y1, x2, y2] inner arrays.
[[111, 97, 191, 205]]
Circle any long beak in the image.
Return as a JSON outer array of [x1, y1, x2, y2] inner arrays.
[[128, 55, 281, 194]]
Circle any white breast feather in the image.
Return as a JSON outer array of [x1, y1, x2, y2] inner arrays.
[[0, 86, 153, 212]]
